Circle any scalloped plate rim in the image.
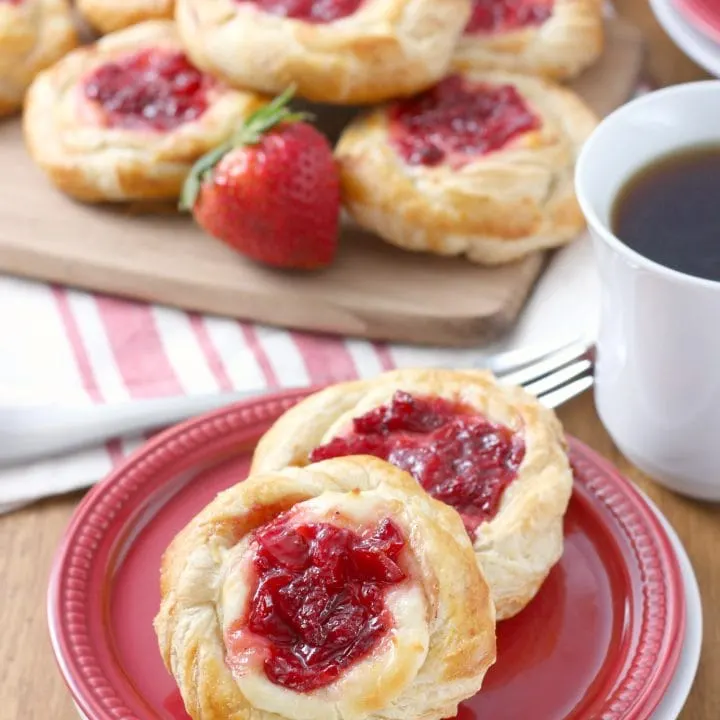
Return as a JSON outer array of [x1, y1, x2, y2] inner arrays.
[[47, 387, 686, 720]]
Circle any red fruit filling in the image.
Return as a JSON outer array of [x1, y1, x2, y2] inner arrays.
[[83, 49, 211, 132], [228, 517, 407, 692], [310, 391, 526, 533], [238, 0, 364, 23], [389, 74, 540, 167], [465, 0, 554, 34]]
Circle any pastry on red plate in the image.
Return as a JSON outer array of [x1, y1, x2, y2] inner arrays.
[[335, 70, 597, 264], [175, 0, 472, 104], [23, 21, 267, 202], [0, 0, 77, 117], [251, 369, 574, 620], [453, 0, 604, 79], [154, 456, 496, 720], [77, 0, 174, 34]]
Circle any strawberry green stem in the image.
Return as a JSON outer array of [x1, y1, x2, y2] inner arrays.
[[179, 85, 312, 212]]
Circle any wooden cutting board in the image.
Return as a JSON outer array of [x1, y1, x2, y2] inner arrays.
[[0, 19, 643, 347]]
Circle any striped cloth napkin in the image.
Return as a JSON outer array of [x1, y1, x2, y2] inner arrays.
[[0, 233, 600, 513]]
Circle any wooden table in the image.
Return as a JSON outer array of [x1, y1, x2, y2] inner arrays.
[[0, 4, 716, 719]]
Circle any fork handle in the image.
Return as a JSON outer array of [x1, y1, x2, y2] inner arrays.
[[0, 389, 277, 467]]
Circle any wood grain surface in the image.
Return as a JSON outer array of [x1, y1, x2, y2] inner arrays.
[[0, 3, 715, 719], [0, 19, 641, 347]]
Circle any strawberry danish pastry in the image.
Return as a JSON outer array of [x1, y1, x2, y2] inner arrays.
[[175, 0, 472, 104], [336, 70, 598, 264], [77, 0, 174, 35], [453, 0, 604, 79], [155, 456, 496, 720], [23, 21, 267, 202], [0, 0, 77, 117], [251, 369, 574, 620]]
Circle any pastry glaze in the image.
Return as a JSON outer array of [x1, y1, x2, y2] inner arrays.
[[232, 515, 410, 693], [453, 0, 604, 80], [155, 456, 496, 720], [175, 0, 472, 104], [82, 48, 212, 132], [309, 391, 526, 534], [335, 70, 598, 264], [23, 21, 268, 202], [252, 369, 574, 620], [0, 0, 77, 116]]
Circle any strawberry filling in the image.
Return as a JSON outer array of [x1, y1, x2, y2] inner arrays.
[[238, 0, 364, 23], [226, 517, 406, 692], [310, 391, 526, 534], [83, 49, 212, 132], [388, 74, 540, 167], [465, 0, 554, 34]]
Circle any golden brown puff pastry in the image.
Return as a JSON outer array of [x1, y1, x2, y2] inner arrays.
[[175, 0, 472, 105], [23, 20, 267, 202], [76, 0, 174, 35], [335, 69, 598, 264], [452, 0, 604, 80], [0, 0, 77, 117], [154, 456, 496, 720], [251, 369, 574, 620]]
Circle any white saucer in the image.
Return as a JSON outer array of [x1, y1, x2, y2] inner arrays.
[[650, 0, 720, 77], [72, 494, 702, 720], [647, 495, 703, 719]]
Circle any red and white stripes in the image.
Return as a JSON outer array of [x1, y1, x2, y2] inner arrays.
[[0, 275, 401, 508]]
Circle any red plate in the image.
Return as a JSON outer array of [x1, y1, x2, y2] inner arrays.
[[48, 389, 686, 720], [674, 0, 720, 42]]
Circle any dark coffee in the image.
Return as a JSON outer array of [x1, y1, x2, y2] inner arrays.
[[612, 145, 720, 282]]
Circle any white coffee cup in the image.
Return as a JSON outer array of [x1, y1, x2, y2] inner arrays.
[[576, 81, 720, 500]]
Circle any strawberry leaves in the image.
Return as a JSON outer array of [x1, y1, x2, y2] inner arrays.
[[233, 86, 311, 145], [179, 85, 312, 211], [179, 142, 232, 212]]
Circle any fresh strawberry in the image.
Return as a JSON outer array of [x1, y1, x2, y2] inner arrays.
[[181, 88, 340, 270]]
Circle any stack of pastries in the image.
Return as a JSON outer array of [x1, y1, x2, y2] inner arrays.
[[4, 0, 604, 264], [154, 369, 575, 719]]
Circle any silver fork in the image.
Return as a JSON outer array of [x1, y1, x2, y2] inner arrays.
[[0, 339, 595, 467], [498, 340, 595, 408]]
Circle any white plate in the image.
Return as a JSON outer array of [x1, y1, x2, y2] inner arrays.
[[71, 490, 701, 720], [647, 495, 703, 719], [650, 0, 720, 77]]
